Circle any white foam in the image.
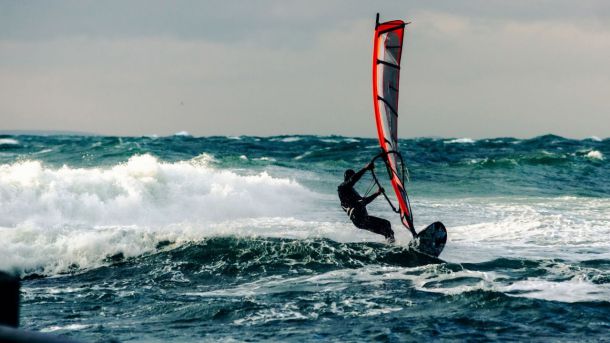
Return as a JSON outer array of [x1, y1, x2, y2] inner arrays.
[[0, 154, 322, 275], [414, 196, 610, 263], [245, 263, 610, 304], [502, 277, 609, 303], [294, 151, 312, 160], [187, 269, 407, 323], [40, 324, 91, 332], [445, 137, 475, 144], [589, 136, 602, 142], [255, 157, 276, 162], [0, 138, 20, 145], [279, 137, 302, 143], [186, 260, 610, 305], [586, 150, 604, 160], [174, 131, 191, 136]]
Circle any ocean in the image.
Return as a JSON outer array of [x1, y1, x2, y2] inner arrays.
[[0, 134, 609, 342]]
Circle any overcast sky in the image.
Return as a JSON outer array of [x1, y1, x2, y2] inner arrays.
[[1, 1, 609, 138]]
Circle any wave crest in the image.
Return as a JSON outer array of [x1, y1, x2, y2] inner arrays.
[[0, 154, 316, 275], [0, 154, 311, 228]]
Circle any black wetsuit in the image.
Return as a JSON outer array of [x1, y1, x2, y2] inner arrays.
[[337, 167, 395, 241]]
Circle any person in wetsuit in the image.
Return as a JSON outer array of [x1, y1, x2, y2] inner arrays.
[[338, 162, 395, 243]]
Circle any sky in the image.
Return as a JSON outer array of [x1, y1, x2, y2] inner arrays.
[[1, 0, 609, 138]]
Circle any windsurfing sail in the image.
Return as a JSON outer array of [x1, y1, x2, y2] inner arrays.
[[371, 13, 416, 237]]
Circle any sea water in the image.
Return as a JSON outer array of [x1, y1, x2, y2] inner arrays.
[[0, 134, 608, 341]]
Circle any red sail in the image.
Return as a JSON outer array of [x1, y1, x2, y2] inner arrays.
[[372, 14, 414, 231]]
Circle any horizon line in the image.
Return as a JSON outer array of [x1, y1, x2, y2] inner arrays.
[[0, 130, 607, 141]]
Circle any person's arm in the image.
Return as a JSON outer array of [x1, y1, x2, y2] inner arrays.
[[345, 163, 373, 187], [362, 187, 384, 206]]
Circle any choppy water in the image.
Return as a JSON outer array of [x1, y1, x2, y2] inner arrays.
[[1, 134, 609, 342]]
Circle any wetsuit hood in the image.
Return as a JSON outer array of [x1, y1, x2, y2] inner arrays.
[[344, 169, 355, 181]]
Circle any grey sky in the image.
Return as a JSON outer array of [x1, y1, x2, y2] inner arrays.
[[1, 1, 609, 138]]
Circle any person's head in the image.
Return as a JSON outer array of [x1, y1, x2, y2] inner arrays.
[[344, 169, 355, 181]]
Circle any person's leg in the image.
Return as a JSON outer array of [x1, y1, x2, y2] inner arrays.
[[363, 216, 395, 241]]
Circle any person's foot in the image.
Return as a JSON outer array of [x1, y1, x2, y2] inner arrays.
[[386, 236, 395, 244]]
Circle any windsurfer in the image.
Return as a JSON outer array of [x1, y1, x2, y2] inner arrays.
[[338, 163, 395, 243]]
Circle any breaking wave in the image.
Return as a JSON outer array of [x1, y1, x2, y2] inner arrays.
[[0, 154, 319, 275]]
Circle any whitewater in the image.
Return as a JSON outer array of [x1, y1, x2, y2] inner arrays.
[[0, 134, 609, 341]]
